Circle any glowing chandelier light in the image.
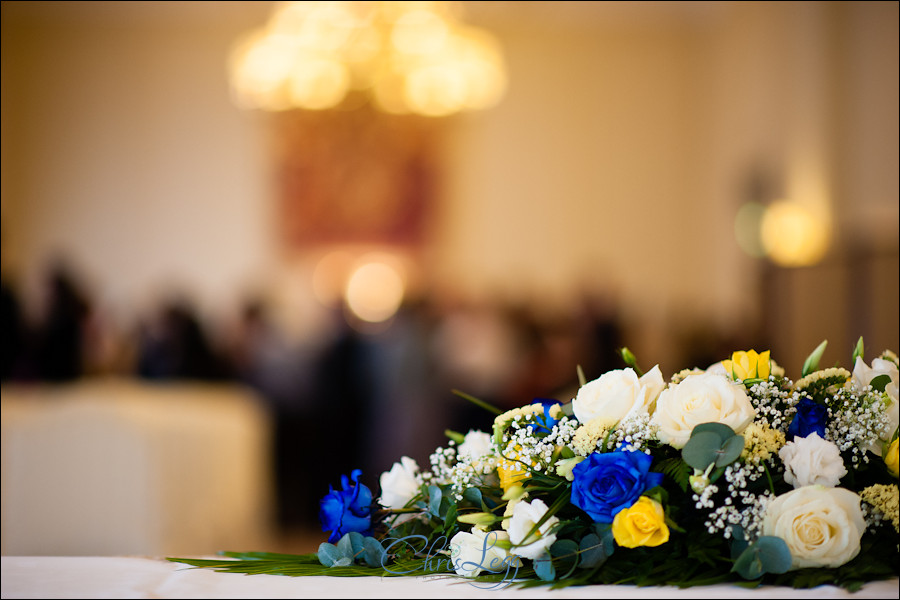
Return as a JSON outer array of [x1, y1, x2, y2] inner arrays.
[[228, 0, 507, 117]]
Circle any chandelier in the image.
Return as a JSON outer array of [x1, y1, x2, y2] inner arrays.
[[228, 0, 507, 117]]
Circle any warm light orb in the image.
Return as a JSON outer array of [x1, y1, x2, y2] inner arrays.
[[228, 1, 506, 116], [760, 201, 830, 267], [344, 259, 406, 323]]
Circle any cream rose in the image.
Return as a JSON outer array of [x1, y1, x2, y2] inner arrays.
[[779, 432, 847, 488], [507, 498, 560, 560], [450, 528, 521, 577], [761, 485, 865, 569], [651, 372, 756, 449], [573, 365, 665, 424], [379, 456, 420, 520]]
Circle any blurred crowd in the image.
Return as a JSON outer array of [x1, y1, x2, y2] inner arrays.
[[1, 260, 633, 530]]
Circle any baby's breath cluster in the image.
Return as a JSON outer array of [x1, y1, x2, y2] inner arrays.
[[700, 463, 773, 540], [823, 386, 891, 466], [606, 412, 658, 452], [746, 379, 794, 432]]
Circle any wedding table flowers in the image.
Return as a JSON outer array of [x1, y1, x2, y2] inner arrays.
[[171, 338, 899, 591]]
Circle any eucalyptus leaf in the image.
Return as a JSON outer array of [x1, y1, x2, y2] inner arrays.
[[802, 340, 828, 378], [533, 552, 556, 581], [715, 435, 745, 468], [362, 537, 386, 568], [754, 536, 792, 574], [428, 485, 442, 516], [443, 503, 458, 532], [729, 525, 748, 560], [336, 534, 354, 559], [577, 534, 607, 569], [347, 531, 366, 561], [592, 524, 616, 557], [317, 543, 342, 567], [577, 364, 587, 387], [690, 422, 735, 443], [462, 487, 482, 506], [550, 539, 580, 578], [732, 536, 792, 580], [682, 431, 724, 470]]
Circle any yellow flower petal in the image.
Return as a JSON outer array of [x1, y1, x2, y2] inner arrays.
[[611, 497, 670, 548]]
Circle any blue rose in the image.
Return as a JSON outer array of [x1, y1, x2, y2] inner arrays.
[[787, 398, 829, 440], [532, 398, 560, 434], [571, 449, 663, 523], [319, 469, 373, 543]]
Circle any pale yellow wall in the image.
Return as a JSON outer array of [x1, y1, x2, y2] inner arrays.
[[1, 1, 897, 372]]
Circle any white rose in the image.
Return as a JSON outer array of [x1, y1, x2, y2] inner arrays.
[[379, 456, 420, 517], [853, 356, 900, 451], [507, 498, 560, 560], [573, 365, 665, 424], [450, 528, 521, 577], [779, 432, 847, 488], [761, 485, 865, 569], [651, 372, 756, 449]]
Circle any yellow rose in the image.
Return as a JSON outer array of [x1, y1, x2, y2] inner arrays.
[[886, 438, 899, 478], [611, 497, 670, 548], [722, 350, 771, 381], [498, 448, 531, 492]]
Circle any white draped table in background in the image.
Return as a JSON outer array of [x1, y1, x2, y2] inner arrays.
[[1, 557, 897, 599], [1, 378, 273, 557]]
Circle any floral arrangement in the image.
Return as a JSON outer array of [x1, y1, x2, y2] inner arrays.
[[171, 338, 899, 591]]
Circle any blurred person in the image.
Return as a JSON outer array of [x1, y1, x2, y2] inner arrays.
[[32, 261, 92, 382], [1, 278, 25, 381], [135, 297, 231, 381], [228, 296, 322, 530]]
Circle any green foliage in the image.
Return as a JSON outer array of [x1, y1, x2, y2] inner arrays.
[[731, 536, 792, 580], [852, 336, 865, 365], [870, 374, 892, 393], [802, 339, 828, 377], [682, 423, 743, 470]]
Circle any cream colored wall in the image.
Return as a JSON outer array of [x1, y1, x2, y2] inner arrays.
[[434, 15, 712, 368], [2, 1, 897, 372], [1, 3, 277, 330]]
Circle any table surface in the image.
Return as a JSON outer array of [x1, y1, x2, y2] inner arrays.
[[2, 556, 897, 599]]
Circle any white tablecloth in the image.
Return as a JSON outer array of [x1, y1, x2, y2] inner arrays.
[[1, 379, 273, 557], [1, 557, 897, 599]]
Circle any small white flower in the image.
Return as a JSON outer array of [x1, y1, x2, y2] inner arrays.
[[507, 498, 559, 560], [379, 456, 420, 520], [450, 528, 521, 577], [779, 432, 848, 488]]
